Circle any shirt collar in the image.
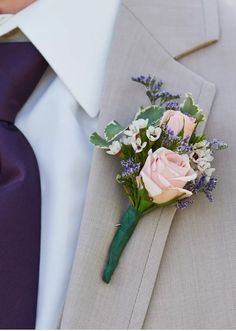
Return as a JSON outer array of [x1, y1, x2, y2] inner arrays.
[[0, 0, 120, 118]]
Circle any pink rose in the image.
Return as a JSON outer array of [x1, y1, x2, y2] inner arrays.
[[140, 148, 197, 204], [160, 110, 197, 138]]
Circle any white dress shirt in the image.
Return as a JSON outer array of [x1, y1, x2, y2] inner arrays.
[[0, 0, 120, 329]]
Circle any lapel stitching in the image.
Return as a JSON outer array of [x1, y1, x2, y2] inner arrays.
[[128, 208, 164, 328]]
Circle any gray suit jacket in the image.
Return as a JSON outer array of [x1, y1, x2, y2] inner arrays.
[[61, 0, 236, 328]]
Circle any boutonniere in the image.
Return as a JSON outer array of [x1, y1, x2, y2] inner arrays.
[[90, 75, 228, 284]]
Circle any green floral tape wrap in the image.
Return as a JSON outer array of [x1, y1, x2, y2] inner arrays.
[[103, 206, 141, 283]]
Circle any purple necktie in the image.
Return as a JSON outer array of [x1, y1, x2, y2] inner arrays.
[[0, 42, 48, 329]]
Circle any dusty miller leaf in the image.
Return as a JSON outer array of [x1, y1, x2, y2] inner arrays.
[[90, 132, 109, 149], [104, 120, 126, 142], [180, 93, 205, 122], [135, 105, 165, 125]]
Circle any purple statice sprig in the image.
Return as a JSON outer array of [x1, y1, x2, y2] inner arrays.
[[132, 75, 180, 106], [207, 138, 228, 151], [120, 158, 141, 178], [160, 126, 177, 149], [161, 124, 177, 140], [186, 175, 218, 201], [187, 175, 207, 193], [117, 158, 142, 206], [176, 175, 218, 209], [165, 100, 179, 110], [158, 91, 181, 106], [161, 125, 178, 146], [132, 74, 158, 87], [167, 128, 176, 140], [161, 125, 193, 154], [204, 177, 218, 202], [177, 136, 192, 154], [176, 197, 193, 209]]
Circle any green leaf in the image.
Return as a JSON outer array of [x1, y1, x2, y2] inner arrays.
[[177, 128, 184, 139], [135, 105, 165, 125], [136, 187, 154, 213], [138, 198, 153, 213], [180, 93, 205, 122], [190, 133, 206, 144], [116, 174, 126, 184], [90, 132, 109, 149], [104, 120, 125, 142]]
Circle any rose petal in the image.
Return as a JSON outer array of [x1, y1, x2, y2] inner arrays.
[[153, 187, 193, 204], [140, 171, 163, 197], [183, 115, 197, 138], [167, 112, 184, 136]]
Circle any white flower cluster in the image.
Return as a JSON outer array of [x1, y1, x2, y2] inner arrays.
[[146, 126, 162, 142], [190, 141, 215, 180], [106, 119, 162, 155], [124, 119, 148, 136], [106, 141, 122, 155]]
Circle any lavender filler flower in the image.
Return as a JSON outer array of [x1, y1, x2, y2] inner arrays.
[[177, 137, 192, 154], [176, 197, 193, 209], [132, 75, 180, 105], [177, 175, 218, 209], [208, 138, 228, 150], [165, 100, 179, 110], [121, 158, 140, 177]]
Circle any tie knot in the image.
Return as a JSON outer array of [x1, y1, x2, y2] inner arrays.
[[0, 42, 48, 123]]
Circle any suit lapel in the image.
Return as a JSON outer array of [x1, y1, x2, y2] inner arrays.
[[61, 3, 216, 329], [124, 0, 219, 60]]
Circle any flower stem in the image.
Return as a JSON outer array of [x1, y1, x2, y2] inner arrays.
[[102, 206, 141, 283]]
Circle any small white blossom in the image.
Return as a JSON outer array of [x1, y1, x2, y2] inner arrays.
[[124, 119, 148, 137], [194, 140, 207, 149], [134, 119, 149, 129], [131, 137, 147, 153], [197, 161, 211, 172], [205, 167, 216, 178], [120, 136, 132, 145], [124, 123, 139, 137], [190, 141, 215, 179], [106, 141, 121, 155], [204, 149, 214, 162], [146, 126, 162, 142]]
